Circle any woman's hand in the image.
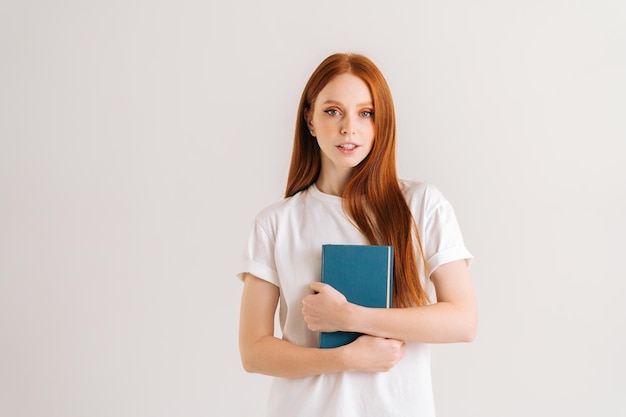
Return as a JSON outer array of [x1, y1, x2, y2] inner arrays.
[[301, 281, 406, 373], [342, 335, 406, 372], [302, 282, 350, 332]]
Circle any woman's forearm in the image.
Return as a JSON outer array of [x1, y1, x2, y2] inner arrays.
[[346, 260, 478, 343], [240, 335, 347, 378], [241, 334, 406, 377], [347, 301, 477, 343], [241, 330, 409, 378]]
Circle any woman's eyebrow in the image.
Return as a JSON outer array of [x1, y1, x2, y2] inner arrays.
[[321, 99, 373, 107]]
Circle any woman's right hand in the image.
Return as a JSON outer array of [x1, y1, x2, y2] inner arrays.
[[341, 335, 406, 372]]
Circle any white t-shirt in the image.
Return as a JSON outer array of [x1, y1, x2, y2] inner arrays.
[[238, 180, 472, 417]]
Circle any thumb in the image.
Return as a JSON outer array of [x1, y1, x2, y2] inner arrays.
[[310, 281, 328, 293]]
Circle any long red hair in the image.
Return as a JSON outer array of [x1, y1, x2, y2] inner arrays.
[[285, 53, 428, 307]]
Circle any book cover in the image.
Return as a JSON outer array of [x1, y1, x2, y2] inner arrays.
[[319, 244, 394, 349]]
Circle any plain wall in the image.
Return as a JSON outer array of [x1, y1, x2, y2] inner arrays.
[[1, 1, 625, 416]]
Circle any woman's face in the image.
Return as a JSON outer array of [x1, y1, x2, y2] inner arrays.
[[308, 73, 375, 173]]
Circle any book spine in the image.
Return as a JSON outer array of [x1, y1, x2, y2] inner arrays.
[[387, 246, 392, 308]]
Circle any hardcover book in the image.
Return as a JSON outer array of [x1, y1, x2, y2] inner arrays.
[[319, 244, 394, 349]]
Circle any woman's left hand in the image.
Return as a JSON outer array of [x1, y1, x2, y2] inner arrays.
[[302, 282, 350, 332]]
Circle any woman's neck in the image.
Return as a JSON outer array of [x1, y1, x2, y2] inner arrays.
[[315, 169, 353, 197]]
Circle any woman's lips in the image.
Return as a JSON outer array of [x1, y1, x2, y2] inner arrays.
[[337, 143, 359, 153]]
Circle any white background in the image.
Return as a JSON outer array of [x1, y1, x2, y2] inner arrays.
[[1, 1, 625, 416]]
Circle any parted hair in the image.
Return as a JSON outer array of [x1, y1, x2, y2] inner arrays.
[[285, 53, 428, 307]]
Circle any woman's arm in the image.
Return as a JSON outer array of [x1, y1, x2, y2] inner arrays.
[[239, 273, 406, 378], [302, 259, 478, 343]]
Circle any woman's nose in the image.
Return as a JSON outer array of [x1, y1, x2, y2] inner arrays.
[[340, 116, 355, 135]]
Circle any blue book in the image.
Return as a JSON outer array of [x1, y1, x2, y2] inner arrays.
[[319, 244, 394, 349]]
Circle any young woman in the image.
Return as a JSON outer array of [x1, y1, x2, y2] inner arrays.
[[237, 52, 477, 417]]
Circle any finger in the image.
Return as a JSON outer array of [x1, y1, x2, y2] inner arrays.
[[390, 338, 402, 345], [310, 281, 328, 293]]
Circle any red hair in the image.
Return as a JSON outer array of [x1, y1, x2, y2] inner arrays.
[[285, 53, 428, 307]]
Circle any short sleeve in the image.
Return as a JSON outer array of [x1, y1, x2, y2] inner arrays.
[[236, 218, 280, 286], [422, 191, 473, 277]]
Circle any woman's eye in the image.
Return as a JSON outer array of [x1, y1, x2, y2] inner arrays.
[[324, 109, 340, 116], [360, 111, 374, 118]]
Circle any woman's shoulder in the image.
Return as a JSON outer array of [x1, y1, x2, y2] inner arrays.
[[399, 179, 460, 230], [253, 187, 311, 222], [399, 179, 447, 206]]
